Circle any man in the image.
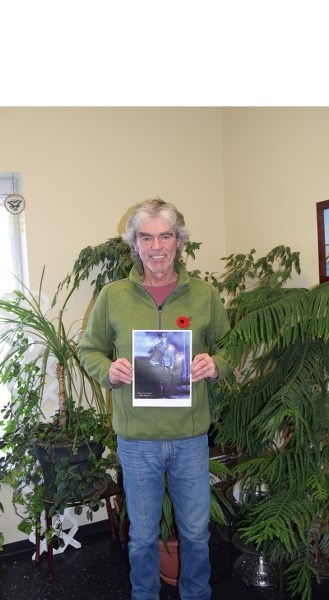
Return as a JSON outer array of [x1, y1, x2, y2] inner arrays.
[[78, 198, 231, 600]]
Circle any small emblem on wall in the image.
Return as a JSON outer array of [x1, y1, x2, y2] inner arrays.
[[4, 194, 26, 214]]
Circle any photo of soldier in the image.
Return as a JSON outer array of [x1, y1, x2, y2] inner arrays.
[[133, 329, 191, 405], [148, 332, 176, 398]]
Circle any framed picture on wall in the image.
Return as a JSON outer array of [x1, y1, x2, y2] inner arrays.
[[316, 199, 329, 283]]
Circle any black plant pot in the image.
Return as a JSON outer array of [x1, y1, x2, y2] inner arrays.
[[36, 441, 104, 500]]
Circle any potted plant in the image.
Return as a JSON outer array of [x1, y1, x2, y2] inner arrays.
[[158, 458, 234, 585], [0, 269, 117, 541], [209, 247, 329, 600]]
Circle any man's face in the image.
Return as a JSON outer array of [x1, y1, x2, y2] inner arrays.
[[135, 216, 179, 278]]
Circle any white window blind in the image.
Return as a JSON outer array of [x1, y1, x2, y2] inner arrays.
[[0, 172, 28, 295], [0, 172, 29, 441]]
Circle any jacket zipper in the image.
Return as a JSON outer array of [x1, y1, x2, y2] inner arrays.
[[137, 280, 188, 330], [158, 304, 163, 329]]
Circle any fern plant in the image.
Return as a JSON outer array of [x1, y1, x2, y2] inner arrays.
[[212, 249, 329, 600]]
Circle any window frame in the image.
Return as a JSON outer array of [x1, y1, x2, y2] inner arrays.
[[0, 172, 28, 292], [316, 199, 329, 284], [0, 172, 28, 441]]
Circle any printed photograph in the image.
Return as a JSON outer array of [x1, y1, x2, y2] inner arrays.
[[132, 330, 192, 407]]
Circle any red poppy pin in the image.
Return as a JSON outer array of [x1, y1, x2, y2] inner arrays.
[[176, 315, 190, 328]]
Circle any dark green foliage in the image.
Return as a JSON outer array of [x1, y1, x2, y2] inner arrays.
[[54, 237, 134, 302], [211, 249, 329, 600], [205, 245, 301, 297]]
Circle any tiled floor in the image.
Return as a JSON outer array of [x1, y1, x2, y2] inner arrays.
[[0, 520, 328, 600]]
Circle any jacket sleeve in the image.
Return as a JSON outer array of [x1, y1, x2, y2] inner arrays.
[[78, 286, 115, 389]]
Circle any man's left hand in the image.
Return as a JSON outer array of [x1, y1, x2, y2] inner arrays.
[[191, 353, 218, 382]]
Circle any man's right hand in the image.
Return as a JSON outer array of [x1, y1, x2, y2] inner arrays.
[[109, 358, 133, 387]]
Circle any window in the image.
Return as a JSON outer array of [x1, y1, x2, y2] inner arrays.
[[0, 172, 28, 295], [0, 172, 29, 440]]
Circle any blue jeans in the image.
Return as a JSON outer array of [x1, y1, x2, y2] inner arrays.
[[117, 434, 211, 600]]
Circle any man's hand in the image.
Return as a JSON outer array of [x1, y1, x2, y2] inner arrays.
[[109, 358, 133, 387], [191, 353, 218, 383]]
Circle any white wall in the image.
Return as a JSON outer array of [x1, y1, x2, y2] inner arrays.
[[0, 107, 225, 544], [0, 107, 225, 293], [221, 107, 329, 288]]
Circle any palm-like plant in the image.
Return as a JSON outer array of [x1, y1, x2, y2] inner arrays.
[[0, 269, 108, 427], [211, 249, 329, 600], [0, 270, 116, 536], [159, 459, 234, 551]]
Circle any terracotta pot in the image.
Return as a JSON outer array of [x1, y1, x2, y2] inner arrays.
[[159, 538, 180, 586]]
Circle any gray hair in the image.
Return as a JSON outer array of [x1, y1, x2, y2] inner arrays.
[[123, 198, 190, 261]]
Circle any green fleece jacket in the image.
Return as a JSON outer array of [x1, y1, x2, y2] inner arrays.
[[78, 260, 231, 440]]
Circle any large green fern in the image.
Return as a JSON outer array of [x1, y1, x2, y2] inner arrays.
[[212, 249, 329, 600]]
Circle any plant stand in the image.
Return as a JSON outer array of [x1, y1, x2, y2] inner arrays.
[[232, 531, 279, 589], [31, 507, 82, 558], [33, 480, 126, 580]]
